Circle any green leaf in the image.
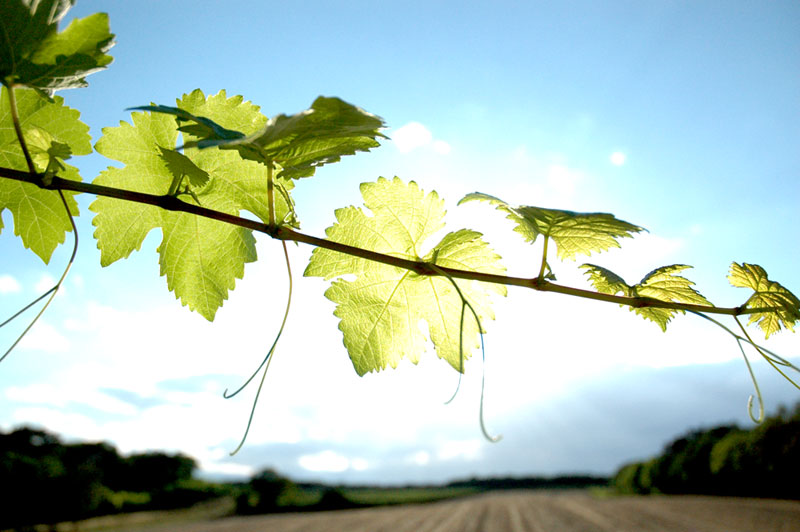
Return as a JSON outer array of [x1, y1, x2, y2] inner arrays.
[[459, 192, 644, 260], [305, 177, 506, 375], [89, 90, 295, 320], [0, 87, 88, 262], [0, 1, 114, 93], [581, 263, 711, 331], [728, 262, 800, 338], [581, 263, 631, 296], [175, 89, 297, 226], [139, 95, 387, 179]]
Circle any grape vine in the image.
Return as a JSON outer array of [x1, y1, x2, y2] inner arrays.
[[1, 1, 798, 451]]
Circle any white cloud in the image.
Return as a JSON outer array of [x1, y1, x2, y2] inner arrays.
[[392, 122, 450, 155], [5, 384, 138, 416], [545, 163, 580, 200], [0, 274, 21, 294], [201, 459, 254, 478], [351, 458, 369, 471], [35, 274, 57, 294], [10, 407, 104, 441], [71, 274, 85, 290], [18, 321, 70, 352], [298, 450, 351, 472], [433, 140, 452, 155], [408, 450, 430, 466], [393, 122, 432, 153], [574, 232, 685, 282], [490, 146, 587, 209], [436, 439, 481, 461]]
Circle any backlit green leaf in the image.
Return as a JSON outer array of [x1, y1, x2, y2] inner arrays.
[[0, 1, 114, 93], [90, 90, 295, 320], [459, 192, 644, 260], [581, 263, 711, 331], [305, 177, 506, 376], [0, 87, 88, 262], [728, 262, 800, 338], [581, 264, 631, 297]]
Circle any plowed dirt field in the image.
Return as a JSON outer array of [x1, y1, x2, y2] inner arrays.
[[125, 491, 800, 532]]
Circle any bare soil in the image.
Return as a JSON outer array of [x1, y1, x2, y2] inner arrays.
[[93, 491, 800, 532]]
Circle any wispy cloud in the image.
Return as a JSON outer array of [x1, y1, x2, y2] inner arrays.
[[393, 122, 451, 155], [0, 274, 21, 294], [18, 321, 70, 353], [35, 274, 57, 294]]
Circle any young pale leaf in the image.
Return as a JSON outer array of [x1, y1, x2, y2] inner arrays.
[[728, 262, 800, 338], [25, 126, 71, 175], [0, 87, 89, 262], [90, 90, 295, 320], [0, 1, 114, 93], [581, 263, 711, 331], [459, 192, 643, 260], [142, 96, 387, 179], [581, 264, 631, 297], [247, 96, 387, 179], [305, 177, 506, 376]]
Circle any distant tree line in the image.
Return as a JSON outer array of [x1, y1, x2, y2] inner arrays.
[[234, 471, 613, 516], [446, 475, 608, 491], [613, 402, 800, 499], [0, 427, 225, 530], [234, 469, 366, 514]]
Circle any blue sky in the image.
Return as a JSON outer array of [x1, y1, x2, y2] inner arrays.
[[1, 1, 799, 483]]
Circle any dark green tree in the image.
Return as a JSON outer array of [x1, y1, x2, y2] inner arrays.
[[248, 468, 294, 512]]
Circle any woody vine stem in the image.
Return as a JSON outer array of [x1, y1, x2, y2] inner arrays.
[[0, 167, 776, 319]]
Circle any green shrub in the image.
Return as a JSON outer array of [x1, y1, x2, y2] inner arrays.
[[612, 462, 643, 494], [315, 488, 358, 510], [104, 490, 152, 512]]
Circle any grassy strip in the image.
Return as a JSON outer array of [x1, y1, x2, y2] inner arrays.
[[340, 486, 480, 506]]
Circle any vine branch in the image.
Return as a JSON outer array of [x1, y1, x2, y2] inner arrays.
[[0, 165, 768, 318]]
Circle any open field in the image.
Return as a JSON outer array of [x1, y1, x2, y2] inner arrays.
[[106, 491, 800, 532]]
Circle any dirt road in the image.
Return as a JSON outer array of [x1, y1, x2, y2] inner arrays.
[[127, 491, 800, 532]]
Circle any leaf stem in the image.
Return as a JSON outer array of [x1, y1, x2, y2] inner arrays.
[[267, 162, 275, 229], [537, 237, 550, 280], [5, 86, 36, 174]]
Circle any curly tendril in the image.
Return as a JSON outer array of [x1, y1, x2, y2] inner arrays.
[[227, 240, 293, 455], [688, 310, 800, 423], [429, 262, 501, 442]]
